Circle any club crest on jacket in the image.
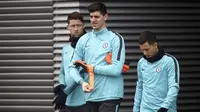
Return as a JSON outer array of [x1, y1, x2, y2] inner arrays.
[[156, 67, 162, 73], [102, 42, 109, 49]]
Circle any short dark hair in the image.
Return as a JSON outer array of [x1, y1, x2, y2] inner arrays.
[[138, 31, 157, 45], [88, 2, 107, 15], [67, 11, 84, 24]]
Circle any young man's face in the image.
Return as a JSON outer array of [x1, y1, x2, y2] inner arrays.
[[90, 11, 107, 31], [68, 19, 84, 37], [139, 42, 158, 58]]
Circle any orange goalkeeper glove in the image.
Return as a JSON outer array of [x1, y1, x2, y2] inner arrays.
[[105, 52, 130, 73], [73, 60, 94, 90]]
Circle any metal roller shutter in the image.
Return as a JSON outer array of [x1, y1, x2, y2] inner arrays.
[[1, 1, 199, 112], [0, 0, 54, 112], [79, 1, 200, 112]]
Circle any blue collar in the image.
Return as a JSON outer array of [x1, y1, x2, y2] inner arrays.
[[92, 28, 108, 36]]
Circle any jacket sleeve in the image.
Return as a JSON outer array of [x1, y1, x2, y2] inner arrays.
[[94, 34, 125, 76], [161, 57, 180, 108], [133, 59, 143, 112], [68, 38, 85, 84], [58, 48, 65, 85], [59, 46, 80, 95]]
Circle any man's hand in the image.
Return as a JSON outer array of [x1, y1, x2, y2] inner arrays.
[[53, 84, 65, 95], [52, 85, 67, 110], [81, 82, 93, 92], [122, 63, 130, 73], [52, 89, 67, 110], [157, 108, 168, 112]]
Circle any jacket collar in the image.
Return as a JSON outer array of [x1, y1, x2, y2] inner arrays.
[[92, 28, 108, 36]]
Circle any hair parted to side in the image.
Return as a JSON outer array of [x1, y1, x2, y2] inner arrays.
[[138, 31, 157, 45], [67, 11, 84, 24], [88, 2, 107, 15]]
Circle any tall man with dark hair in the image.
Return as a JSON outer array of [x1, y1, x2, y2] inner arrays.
[[68, 2, 125, 112], [52, 11, 87, 112], [133, 31, 180, 112]]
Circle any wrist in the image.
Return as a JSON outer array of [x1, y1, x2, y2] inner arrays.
[[78, 79, 84, 85], [60, 84, 65, 90]]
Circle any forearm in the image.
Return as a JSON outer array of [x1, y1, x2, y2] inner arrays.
[[63, 81, 79, 95], [68, 66, 84, 84], [161, 86, 179, 108], [59, 63, 65, 85], [94, 61, 124, 76], [133, 81, 143, 112]]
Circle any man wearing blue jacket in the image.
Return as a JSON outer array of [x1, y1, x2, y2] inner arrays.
[[133, 31, 180, 112], [68, 2, 125, 112], [52, 12, 87, 112]]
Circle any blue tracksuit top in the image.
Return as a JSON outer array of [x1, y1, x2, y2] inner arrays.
[[133, 53, 180, 112], [59, 44, 86, 106], [68, 28, 125, 102]]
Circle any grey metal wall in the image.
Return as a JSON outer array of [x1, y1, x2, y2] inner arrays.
[[80, 1, 200, 112], [0, 0, 54, 112], [1, 1, 200, 112]]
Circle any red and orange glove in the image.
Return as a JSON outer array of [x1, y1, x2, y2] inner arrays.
[[73, 60, 94, 90], [105, 52, 130, 73]]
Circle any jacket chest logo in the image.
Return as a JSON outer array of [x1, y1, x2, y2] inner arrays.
[[102, 42, 109, 49], [156, 67, 162, 73]]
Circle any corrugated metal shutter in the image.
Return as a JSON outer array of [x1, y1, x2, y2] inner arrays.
[[80, 1, 200, 112], [0, 0, 54, 112], [52, 0, 79, 109]]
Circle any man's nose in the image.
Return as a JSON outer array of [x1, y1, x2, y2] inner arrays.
[[143, 51, 147, 55], [74, 26, 78, 30]]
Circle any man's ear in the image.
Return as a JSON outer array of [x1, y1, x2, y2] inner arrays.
[[82, 23, 85, 28], [104, 14, 108, 21], [154, 42, 158, 48]]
